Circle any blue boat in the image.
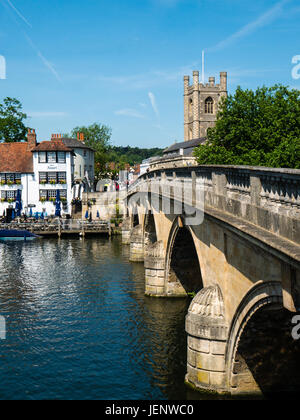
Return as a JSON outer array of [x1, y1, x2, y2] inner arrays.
[[0, 230, 39, 242]]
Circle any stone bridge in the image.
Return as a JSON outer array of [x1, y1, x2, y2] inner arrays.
[[122, 164, 300, 397]]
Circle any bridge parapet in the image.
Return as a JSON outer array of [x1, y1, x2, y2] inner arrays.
[[127, 165, 300, 249]]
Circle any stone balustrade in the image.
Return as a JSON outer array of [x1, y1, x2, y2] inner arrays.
[[127, 165, 300, 248]]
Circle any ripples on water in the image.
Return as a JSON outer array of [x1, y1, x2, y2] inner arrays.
[[0, 237, 206, 400]]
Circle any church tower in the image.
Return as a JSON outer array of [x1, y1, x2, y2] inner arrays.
[[184, 71, 228, 141]]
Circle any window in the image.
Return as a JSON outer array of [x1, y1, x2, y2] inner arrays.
[[39, 172, 47, 184], [84, 150, 87, 157], [189, 98, 193, 117], [1, 190, 18, 202], [57, 152, 66, 163], [47, 152, 57, 163], [48, 190, 57, 199], [205, 97, 214, 114], [48, 172, 57, 183], [6, 174, 14, 183], [38, 152, 47, 163], [7, 190, 15, 199], [0, 174, 21, 185], [38, 152, 66, 164], [39, 172, 67, 185], [39, 190, 47, 202], [60, 190, 67, 201], [58, 172, 66, 184], [39, 190, 67, 202]]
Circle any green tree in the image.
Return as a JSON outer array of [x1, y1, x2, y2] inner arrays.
[[71, 123, 112, 152], [194, 85, 300, 169], [71, 123, 112, 180], [0, 97, 27, 143]]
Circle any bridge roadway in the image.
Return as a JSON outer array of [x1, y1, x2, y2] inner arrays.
[[122, 163, 300, 396]]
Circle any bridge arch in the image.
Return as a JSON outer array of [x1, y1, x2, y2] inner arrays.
[[128, 204, 145, 262], [144, 211, 158, 246], [226, 281, 300, 396], [165, 217, 203, 297]]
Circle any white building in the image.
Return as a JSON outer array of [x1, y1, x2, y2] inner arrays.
[[31, 134, 74, 216], [61, 133, 95, 193], [0, 129, 95, 218]]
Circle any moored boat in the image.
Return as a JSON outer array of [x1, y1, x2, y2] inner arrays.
[[0, 230, 39, 242]]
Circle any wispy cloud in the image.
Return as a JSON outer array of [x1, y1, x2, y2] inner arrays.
[[148, 92, 160, 119], [27, 111, 68, 118], [97, 64, 196, 90], [4, 0, 32, 28], [208, 0, 292, 52], [0, 0, 61, 82], [115, 108, 146, 119]]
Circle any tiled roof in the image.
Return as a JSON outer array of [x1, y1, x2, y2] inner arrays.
[[32, 141, 73, 152], [164, 138, 207, 153], [62, 138, 94, 151], [0, 142, 34, 173]]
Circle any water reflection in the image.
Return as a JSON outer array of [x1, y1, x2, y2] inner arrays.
[[0, 238, 208, 400]]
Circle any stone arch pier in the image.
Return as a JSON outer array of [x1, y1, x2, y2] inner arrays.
[[122, 164, 300, 396]]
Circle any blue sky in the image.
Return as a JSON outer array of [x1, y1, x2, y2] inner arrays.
[[0, 0, 299, 148]]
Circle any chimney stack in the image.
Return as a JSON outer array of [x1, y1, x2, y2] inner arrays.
[[51, 134, 62, 141], [27, 128, 37, 150]]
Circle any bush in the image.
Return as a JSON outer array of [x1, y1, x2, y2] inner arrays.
[[194, 85, 300, 169]]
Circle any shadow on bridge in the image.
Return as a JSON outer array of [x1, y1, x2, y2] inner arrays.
[[234, 305, 300, 398], [168, 226, 203, 295]]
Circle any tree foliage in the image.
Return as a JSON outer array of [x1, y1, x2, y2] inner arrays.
[[71, 123, 112, 179], [71, 123, 112, 153], [0, 97, 27, 143], [194, 85, 300, 169], [108, 146, 163, 166], [70, 123, 163, 179]]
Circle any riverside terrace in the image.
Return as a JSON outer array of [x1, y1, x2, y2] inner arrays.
[[0, 219, 112, 238]]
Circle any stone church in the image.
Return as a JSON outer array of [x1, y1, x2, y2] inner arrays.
[[163, 70, 228, 158], [184, 71, 228, 141]]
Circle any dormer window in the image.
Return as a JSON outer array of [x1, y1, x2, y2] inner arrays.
[[57, 152, 66, 163], [47, 152, 56, 163], [38, 152, 46, 163], [205, 97, 214, 114], [38, 151, 66, 164]]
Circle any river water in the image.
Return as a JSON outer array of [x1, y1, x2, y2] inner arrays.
[[0, 237, 208, 400]]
